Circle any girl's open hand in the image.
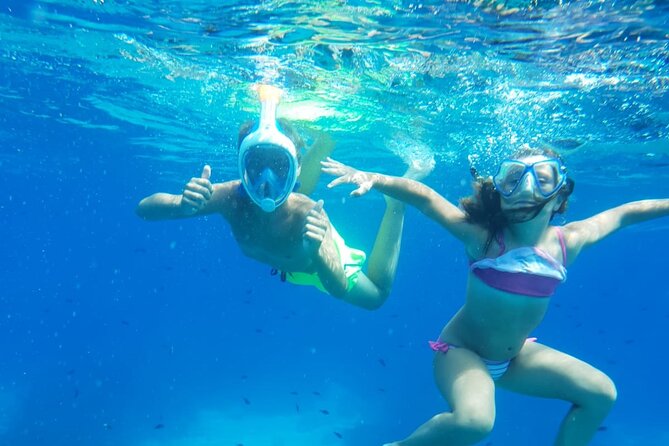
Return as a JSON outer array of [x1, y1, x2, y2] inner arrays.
[[321, 157, 375, 197]]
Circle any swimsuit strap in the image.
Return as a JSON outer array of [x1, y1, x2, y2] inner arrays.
[[496, 231, 506, 255], [555, 226, 567, 266]]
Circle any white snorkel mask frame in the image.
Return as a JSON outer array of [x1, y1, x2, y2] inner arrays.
[[238, 85, 299, 212]]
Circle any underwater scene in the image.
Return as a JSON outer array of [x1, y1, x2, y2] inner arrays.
[[1, 0, 669, 445]]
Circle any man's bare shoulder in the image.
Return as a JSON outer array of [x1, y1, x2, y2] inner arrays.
[[207, 180, 242, 214]]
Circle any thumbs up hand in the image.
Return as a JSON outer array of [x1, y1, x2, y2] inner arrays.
[[180, 165, 214, 215], [303, 199, 328, 254]]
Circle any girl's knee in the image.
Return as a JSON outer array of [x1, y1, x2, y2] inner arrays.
[[583, 372, 617, 412], [451, 410, 495, 442]]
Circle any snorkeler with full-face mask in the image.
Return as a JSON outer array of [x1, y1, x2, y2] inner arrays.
[[323, 149, 669, 445], [137, 85, 431, 309]]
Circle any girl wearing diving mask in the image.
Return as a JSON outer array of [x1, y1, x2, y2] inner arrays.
[[323, 148, 669, 446]]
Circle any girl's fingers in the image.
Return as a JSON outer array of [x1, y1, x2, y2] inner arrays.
[[327, 176, 351, 189]]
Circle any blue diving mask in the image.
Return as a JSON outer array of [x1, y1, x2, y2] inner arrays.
[[238, 85, 298, 212], [493, 158, 567, 199]]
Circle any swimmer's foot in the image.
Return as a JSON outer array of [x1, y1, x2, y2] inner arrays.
[[404, 157, 435, 181], [384, 157, 435, 207]]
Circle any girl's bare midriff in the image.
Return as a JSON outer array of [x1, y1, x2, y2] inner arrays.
[[439, 273, 551, 361]]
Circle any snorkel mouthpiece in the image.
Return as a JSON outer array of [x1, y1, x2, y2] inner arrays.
[[259, 198, 277, 212]]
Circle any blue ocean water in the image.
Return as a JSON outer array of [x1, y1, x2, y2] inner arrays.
[[1, 0, 669, 445]]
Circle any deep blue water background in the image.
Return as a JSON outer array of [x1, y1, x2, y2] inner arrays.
[[2, 1, 669, 445]]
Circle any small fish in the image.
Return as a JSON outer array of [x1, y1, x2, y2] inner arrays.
[[312, 391, 321, 396], [154, 423, 164, 429], [121, 320, 130, 326], [243, 397, 251, 405], [255, 328, 263, 334], [295, 403, 300, 413], [378, 358, 386, 367], [320, 409, 330, 415], [289, 391, 298, 395], [597, 426, 608, 432], [333, 431, 343, 439], [550, 138, 583, 150], [378, 387, 386, 393]]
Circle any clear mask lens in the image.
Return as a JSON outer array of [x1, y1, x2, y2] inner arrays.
[[241, 145, 296, 210], [494, 159, 565, 198], [244, 146, 291, 187]]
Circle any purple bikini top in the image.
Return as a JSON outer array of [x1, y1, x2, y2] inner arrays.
[[469, 227, 568, 298]]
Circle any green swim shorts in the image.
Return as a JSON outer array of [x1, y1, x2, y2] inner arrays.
[[286, 226, 366, 294]]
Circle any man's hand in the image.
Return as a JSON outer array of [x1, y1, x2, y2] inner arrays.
[[303, 199, 328, 254], [180, 165, 214, 215]]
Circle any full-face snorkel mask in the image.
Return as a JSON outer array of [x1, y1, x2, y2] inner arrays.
[[238, 85, 299, 212]]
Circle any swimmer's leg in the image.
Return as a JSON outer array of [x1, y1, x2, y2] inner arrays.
[[297, 131, 335, 196], [497, 341, 617, 446], [384, 346, 496, 446], [348, 160, 434, 309]]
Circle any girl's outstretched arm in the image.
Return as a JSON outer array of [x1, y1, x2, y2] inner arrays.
[[565, 199, 669, 260], [322, 157, 484, 245]]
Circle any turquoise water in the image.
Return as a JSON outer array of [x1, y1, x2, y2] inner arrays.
[[1, 1, 669, 445]]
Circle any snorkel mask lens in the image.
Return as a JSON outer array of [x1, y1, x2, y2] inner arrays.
[[493, 158, 566, 198], [241, 145, 295, 212], [238, 85, 298, 212]]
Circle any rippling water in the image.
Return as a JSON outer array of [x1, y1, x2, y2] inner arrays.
[[2, 2, 669, 446], [2, 0, 668, 184]]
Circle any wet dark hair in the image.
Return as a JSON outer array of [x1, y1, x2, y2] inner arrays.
[[460, 145, 575, 253], [237, 118, 305, 164]]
